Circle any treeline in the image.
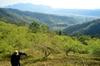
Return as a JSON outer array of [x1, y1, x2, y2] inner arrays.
[[0, 21, 100, 60]]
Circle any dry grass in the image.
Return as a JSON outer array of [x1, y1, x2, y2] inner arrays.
[[1, 55, 100, 66]]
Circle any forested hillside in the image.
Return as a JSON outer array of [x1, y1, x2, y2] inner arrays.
[[63, 19, 100, 36], [1, 21, 100, 66]]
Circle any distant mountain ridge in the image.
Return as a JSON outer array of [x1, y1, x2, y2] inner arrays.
[[6, 3, 52, 13], [63, 19, 100, 36], [5, 3, 100, 17]]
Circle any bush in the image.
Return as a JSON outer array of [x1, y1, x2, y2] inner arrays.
[[91, 47, 100, 57]]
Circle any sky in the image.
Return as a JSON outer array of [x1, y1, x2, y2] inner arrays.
[[0, 0, 100, 9]]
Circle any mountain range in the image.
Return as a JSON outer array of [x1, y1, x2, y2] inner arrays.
[[0, 8, 96, 30]]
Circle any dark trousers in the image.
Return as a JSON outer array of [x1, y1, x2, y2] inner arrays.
[[11, 62, 20, 66]]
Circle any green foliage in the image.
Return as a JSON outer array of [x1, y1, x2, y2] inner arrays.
[[29, 21, 49, 33], [87, 38, 100, 57], [63, 36, 88, 55], [0, 20, 100, 61]]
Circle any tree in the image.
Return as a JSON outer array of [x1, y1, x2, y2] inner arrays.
[[29, 21, 49, 33], [29, 21, 40, 33]]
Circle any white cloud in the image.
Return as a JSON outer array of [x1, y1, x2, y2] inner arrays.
[[0, 0, 100, 9]]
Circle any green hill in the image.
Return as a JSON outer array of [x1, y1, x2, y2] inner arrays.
[[63, 19, 100, 36]]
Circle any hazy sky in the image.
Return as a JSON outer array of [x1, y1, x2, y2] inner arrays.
[[0, 0, 100, 9]]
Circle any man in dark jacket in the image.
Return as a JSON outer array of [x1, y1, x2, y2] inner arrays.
[[11, 50, 27, 66]]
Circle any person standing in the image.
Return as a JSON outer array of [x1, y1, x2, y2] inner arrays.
[[11, 50, 27, 66]]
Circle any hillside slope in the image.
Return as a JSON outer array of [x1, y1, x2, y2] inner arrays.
[[0, 8, 73, 25], [63, 19, 100, 36]]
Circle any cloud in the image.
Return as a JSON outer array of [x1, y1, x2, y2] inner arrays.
[[35, 0, 100, 9], [0, 0, 100, 9], [0, 0, 29, 7], [0, 0, 19, 7]]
